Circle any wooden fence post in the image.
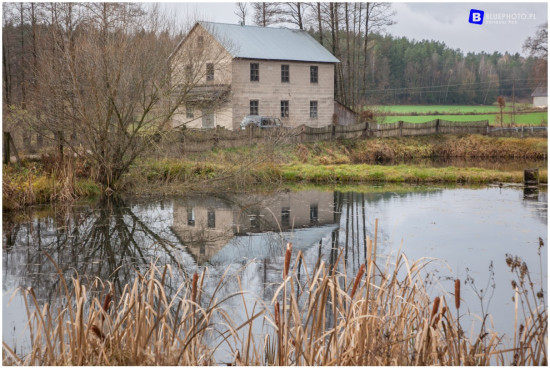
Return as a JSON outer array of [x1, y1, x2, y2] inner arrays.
[[4, 131, 21, 165], [524, 168, 539, 186], [332, 124, 336, 140], [436, 119, 440, 134], [4, 132, 10, 165], [521, 126, 524, 138], [399, 121, 403, 137]]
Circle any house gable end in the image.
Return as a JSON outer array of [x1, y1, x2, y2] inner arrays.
[[169, 24, 232, 64]]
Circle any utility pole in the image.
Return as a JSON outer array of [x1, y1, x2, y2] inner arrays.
[[512, 79, 516, 125]]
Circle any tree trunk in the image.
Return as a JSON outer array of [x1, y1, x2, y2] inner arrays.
[[345, 3, 351, 106], [297, 3, 303, 30], [3, 42, 11, 105], [317, 3, 323, 46]]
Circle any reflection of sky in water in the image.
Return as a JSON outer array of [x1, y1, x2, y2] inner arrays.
[[3, 187, 547, 360]]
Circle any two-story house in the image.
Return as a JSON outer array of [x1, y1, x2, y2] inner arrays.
[[170, 21, 340, 130]]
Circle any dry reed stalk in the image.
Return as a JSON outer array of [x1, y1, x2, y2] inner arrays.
[[454, 279, 461, 310], [5, 240, 547, 366], [373, 218, 378, 264]]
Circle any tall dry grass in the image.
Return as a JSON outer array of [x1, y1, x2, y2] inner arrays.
[[3, 235, 547, 365]]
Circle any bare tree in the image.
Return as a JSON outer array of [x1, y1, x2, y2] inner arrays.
[[523, 22, 548, 59], [280, 2, 308, 30], [497, 96, 506, 127], [234, 2, 248, 25], [305, 3, 325, 46], [26, 3, 227, 190], [523, 22, 548, 88], [251, 2, 283, 27]]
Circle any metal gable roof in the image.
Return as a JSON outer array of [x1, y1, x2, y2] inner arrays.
[[199, 21, 340, 63]]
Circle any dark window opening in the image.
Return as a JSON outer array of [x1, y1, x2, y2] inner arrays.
[[310, 204, 318, 224], [187, 207, 195, 226], [281, 100, 289, 118], [281, 207, 290, 227], [250, 100, 259, 115], [250, 216, 260, 230], [207, 209, 216, 228], [310, 66, 318, 83], [250, 63, 259, 81], [310, 101, 318, 118], [185, 65, 193, 82], [281, 64, 289, 83], [186, 106, 194, 119], [206, 63, 214, 81], [200, 243, 205, 255]]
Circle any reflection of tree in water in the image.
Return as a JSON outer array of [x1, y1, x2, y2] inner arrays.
[[3, 197, 190, 305]]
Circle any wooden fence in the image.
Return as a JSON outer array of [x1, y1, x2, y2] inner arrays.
[[181, 119, 489, 152], [4, 119, 547, 162], [177, 119, 548, 153]]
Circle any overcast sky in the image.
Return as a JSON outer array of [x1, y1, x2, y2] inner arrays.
[[161, 1, 548, 56]]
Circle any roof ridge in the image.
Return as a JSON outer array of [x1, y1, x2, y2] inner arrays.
[[198, 20, 306, 32]]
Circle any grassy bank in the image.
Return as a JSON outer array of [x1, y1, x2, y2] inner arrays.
[[381, 112, 547, 125], [371, 103, 541, 115], [3, 240, 546, 365], [3, 135, 547, 206], [372, 104, 531, 115], [272, 163, 540, 184]]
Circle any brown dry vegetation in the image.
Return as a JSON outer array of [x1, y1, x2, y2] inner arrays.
[[3, 135, 547, 207], [292, 135, 548, 165], [3, 235, 546, 366]]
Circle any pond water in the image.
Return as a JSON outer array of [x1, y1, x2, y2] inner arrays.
[[2, 185, 548, 360]]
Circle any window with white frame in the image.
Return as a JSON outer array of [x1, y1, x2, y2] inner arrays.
[[281, 64, 289, 83], [310, 100, 318, 118], [250, 63, 259, 81], [281, 100, 289, 118], [310, 66, 318, 83], [250, 100, 259, 115]]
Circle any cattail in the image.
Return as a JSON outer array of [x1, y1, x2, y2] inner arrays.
[[350, 264, 366, 299], [274, 301, 280, 328], [101, 293, 112, 321], [283, 243, 292, 279], [431, 296, 440, 322], [191, 273, 199, 303], [454, 279, 461, 310], [90, 324, 105, 341], [102, 293, 111, 312]]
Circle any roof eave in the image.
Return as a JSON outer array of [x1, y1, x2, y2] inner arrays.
[[233, 56, 340, 64]]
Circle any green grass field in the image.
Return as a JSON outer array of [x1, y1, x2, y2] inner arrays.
[[371, 104, 534, 115], [381, 112, 547, 126]]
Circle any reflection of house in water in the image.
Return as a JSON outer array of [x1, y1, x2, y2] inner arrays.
[[172, 191, 336, 265]]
